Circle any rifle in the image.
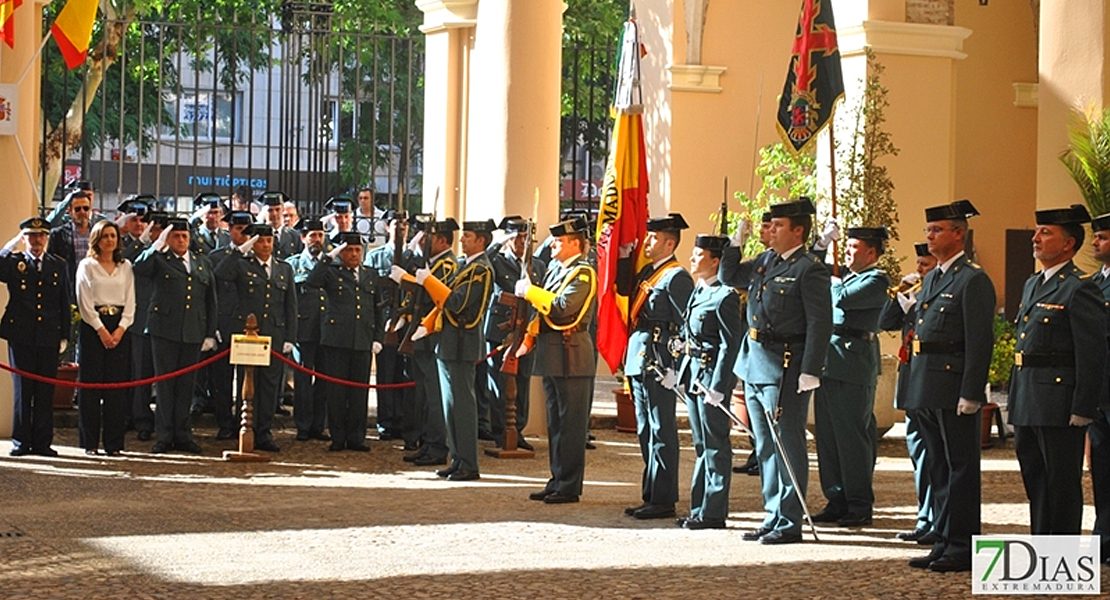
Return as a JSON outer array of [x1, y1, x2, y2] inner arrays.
[[398, 189, 439, 355], [382, 185, 406, 346], [720, 176, 729, 236]]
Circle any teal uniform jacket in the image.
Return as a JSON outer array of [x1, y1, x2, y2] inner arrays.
[[825, 266, 890, 385], [879, 295, 915, 409], [131, 246, 217, 344], [532, 256, 597, 377], [364, 243, 415, 328], [1008, 262, 1106, 426], [720, 245, 833, 385], [903, 254, 995, 409], [677, 280, 742, 396], [191, 226, 229, 255], [624, 258, 694, 377], [273, 227, 304, 260], [437, 254, 494, 363], [305, 260, 380, 351], [214, 252, 298, 349], [285, 251, 328, 343]]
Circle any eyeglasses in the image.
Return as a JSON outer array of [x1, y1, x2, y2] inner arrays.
[[72, 206, 91, 212], [922, 226, 954, 235]]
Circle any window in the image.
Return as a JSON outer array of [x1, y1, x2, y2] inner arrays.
[[163, 91, 243, 142]]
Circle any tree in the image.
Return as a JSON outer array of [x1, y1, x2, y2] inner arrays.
[[1060, 105, 1110, 219], [727, 142, 821, 258]]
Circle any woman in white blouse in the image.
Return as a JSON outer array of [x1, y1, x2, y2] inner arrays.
[[76, 220, 136, 456]]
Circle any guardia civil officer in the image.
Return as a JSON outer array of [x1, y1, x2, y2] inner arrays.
[[395, 219, 495, 481], [206, 210, 254, 440], [719, 198, 833, 545], [879, 242, 939, 545], [1089, 212, 1110, 564], [516, 216, 597, 504], [215, 223, 298, 452], [812, 227, 891, 528], [623, 214, 694, 520], [1, 218, 72, 457], [132, 218, 218, 454], [306, 231, 382, 451], [904, 200, 995, 573], [259, 191, 303, 259], [286, 218, 331, 442], [1008, 205, 1104, 535], [674, 234, 741, 529], [364, 210, 413, 441], [190, 193, 229, 254]]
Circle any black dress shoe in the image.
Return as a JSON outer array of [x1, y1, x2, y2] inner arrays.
[[33, 447, 59, 457], [255, 440, 281, 452], [811, 507, 847, 523], [413, 454, 447, 466], [916, 531, 942, 546], [176, 441, 203, 454], [585, 441, 596, 450], [674, 517, 689, 528], [295, 432, 311, 441], [684, 517, 726, 530], [311, 432, 332, 442], [447, 471, 480, 481], [190, 406, 204, 417], [377, 430, 396, 441], [347, 444, 370, 452], [836, 514, 872, 528], [633, 504, 676, 520], [746, 464, 760, 476], [137, 430, 152, 441], [477, 430, 496, 441], [9, 447, 30, 456], [275, 406, 291, 416], [150, 442, 172, 454], [403, 449, 427, 463], [105, 450, 122, 457], [435, 464, 459, 478], [742, 527, 773, 541], [84, 449, 99, 456], [516, 438, 534, 452], [929, 555, 971, 573], [402, 441, 420, 451], [529, 490, 553, 501], [328, 443, 345, 452], [216, 429, 237, 441], [908, 549, 943, 569], [624, 502, 649, 516], [896, 527, 930, 541], [543, 492, 579, 504], [759, 530, 802, 544]]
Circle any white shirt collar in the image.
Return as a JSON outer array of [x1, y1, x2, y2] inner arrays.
[[697, 275, 719, 288], [779, 244, 804, 261], [560, 253, 583, 268], [1101, 264, 1110, 278], [938, 251, 965, 274], [1040, 261, 1068, 282], [653, 255, 675, 269]]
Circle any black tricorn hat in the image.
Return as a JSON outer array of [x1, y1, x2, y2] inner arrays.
[[118, 195, 155, 216], [768, 197, 817, 218], [325, 196, 352, 214], [166, 217, 190, 231], [294, 218, 325, 233], [914, 242, 930, 257], [646, 213, 689, 232], [222, 211, 254, 226], [761, 212, 772, 223], [259, 191, 289, 206], [384, 209, 409, 222], [694, 234, 729, 252], [434, 218, 460, 233], [1035, 204, 1092, 226], [499, 216, 529, 233], [846, 226, 890, 241], [924, 199, 980, 222], [245, 224, 274, 237], [463, 219, 497, 233], [335, 231, 362, 246], [1092, 212, 1110, 232], [193, 193, 223, 210], [147, 211, 171, 227], [549, 216, 589, 237]]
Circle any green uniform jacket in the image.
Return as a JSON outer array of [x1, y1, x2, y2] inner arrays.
[[825, 266, 890, 386], [1092, 270, 1110, 412], [286, 251, 328, 344], [903, 254, 995, 409], [1008, 261, 1106, 426], [214, 252, 298, 349], [624, 258, 694, 377], [532, 255, 597, 377], [437, 253, 493, 363], [720, 245, 833, 385], [677, 280, 742, 395], [305, 260, 380, 351], [132, 246, 217, 344], [878, 295, 916, 410]]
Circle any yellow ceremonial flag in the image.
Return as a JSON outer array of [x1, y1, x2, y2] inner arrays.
[[0, 0, 22, 49], [51, 0, 98, 69]]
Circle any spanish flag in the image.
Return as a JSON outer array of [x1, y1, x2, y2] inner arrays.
[[51, 0, 98, 69], [0, 0, 21, 49], [595, 16, 650, 374]]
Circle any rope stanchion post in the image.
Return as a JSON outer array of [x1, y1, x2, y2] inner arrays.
[[224, 315, 270, 463]]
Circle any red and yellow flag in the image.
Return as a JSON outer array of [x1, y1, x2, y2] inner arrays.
[[0, 0, 22, 49], [595, 17, 650, 374], [51, 0, 98, 69]]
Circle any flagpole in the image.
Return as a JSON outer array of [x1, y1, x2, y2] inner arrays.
[[828, 125, 839, 277], [15, 33, 52, 86], [747, 72, 764, 204]]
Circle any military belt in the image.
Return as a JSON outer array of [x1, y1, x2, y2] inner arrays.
[[95, 305, 123, 316], [911, 339, 965, 355], [681, 345, 716, 364], [833, 324, 876, 342], [635, 319, 678, 333], [1014, 352, 1074, 369], [748, 328, 806, 345]]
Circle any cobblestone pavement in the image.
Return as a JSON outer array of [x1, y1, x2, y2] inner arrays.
[[1, 411, 1107, 599]]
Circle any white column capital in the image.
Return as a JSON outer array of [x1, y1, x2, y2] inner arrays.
[[839, 20, 972, 60], [667, 64, 727, 93], [416, 0, 479, 34]]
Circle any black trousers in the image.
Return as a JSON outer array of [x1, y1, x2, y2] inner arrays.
[[8, 343, 58, 453], [151, 336, 201, 446], [129, 332, 155, 434], [293, 340, 327, 436], [1090, 410, 1110, 557], [320, 346, 372, 448], [912, 407, 980, 561], [374, 343, 408, 435], [77, 318, 131, 453], [1014, 424, 1087, 535]]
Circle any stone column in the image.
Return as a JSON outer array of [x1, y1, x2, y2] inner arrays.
[[0, 0, 49, 438]]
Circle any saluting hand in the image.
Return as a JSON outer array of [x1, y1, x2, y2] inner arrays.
[[152, 224, 174, 252], [3, 232, 23, 253], [139, 220, 155, 245], [237, 234, 260, 255], [327, 242, 348, 260]]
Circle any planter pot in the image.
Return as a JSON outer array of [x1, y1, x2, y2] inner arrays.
[[806, 355, 904, 438], [613, 387, 637, 432], [53, 362, 78, 410]]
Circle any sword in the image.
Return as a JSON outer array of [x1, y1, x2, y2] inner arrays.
[[760, 406, 820, 541], [690, 379, 753, 438]]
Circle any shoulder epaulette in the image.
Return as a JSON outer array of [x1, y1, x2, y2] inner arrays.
[[968, 262, 982, 270]]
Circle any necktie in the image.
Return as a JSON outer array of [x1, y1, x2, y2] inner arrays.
[[179, 255, 189, 273], [32, 257, 41, 272], [1032, 272, 1046, 294], [772, 254, 784, 268], [261, 260, 270, 279]]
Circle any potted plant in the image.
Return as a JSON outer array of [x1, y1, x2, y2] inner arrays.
[[1060, 105, 1110, 219]]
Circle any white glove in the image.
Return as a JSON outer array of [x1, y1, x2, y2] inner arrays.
[[201, 337, 217, 352], [896, 290, 917, 314], [813, 220, 840, 251], [114, 212, 135, 229], [190, 203, 209, 224], [407, 231, 425, 254], [492, 229, 515, 245], [901, 272, 921, 287], [215, 330, 223, 344], [830, 276, 842, 287], [617, 241, 636, 259], [321, 213, 337, 229], [387, 265, 405, 284], [139, 220, 155, 244], [956, 397, 980, 416], [702, 386, 725, 407], [657, 368, 677, 390], [59, 339, 67, 354], [411, 325, 428, 341], [415, 267, 431, 285], [282, 342, 294, 354], [328, 242, 347, 260], [730, 218, 752, 248], [514, 277, 531, 297], [3, 232, 22, 252], [675, 384, 687, 398], [372, 341, 383, 355], [237, 234, 259, 255], [798, 373, 821, 393], [152, 223, 173, 252], [392, 315, 408, 332]]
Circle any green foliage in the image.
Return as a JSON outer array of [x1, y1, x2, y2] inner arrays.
[[1060, 105, 1110, 218], [988, 313, 1015, 388], [561, 0, 627, 162], [724, 142, 820, 258], [834, 48, 901, 276]]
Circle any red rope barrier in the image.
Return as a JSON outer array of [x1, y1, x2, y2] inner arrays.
[[269, 350, 415, 390], [0, 348, 231, 389]]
